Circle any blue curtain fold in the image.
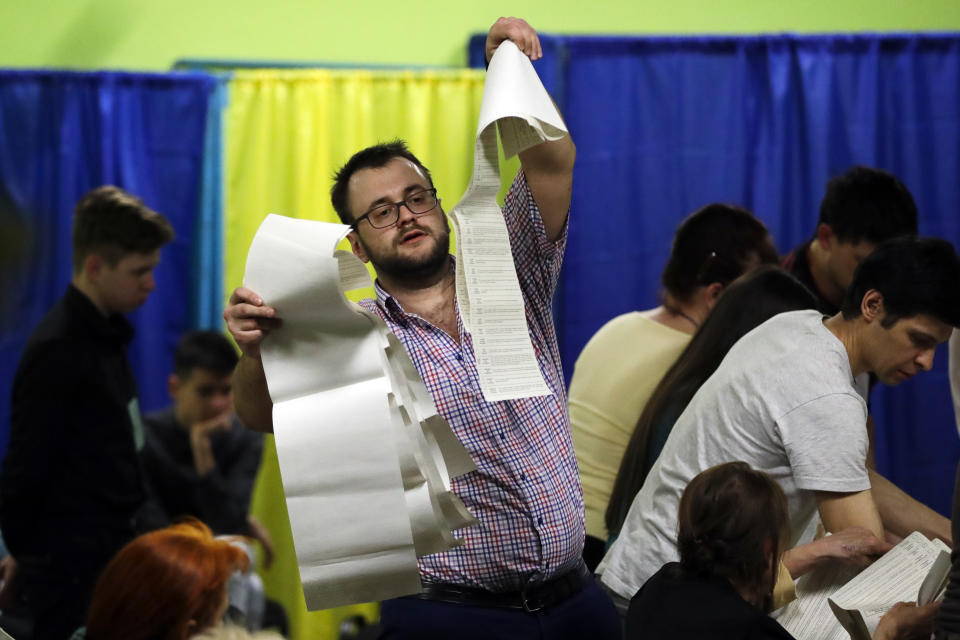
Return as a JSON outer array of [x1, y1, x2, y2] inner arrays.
[[0, 70, 216, 457], [192, 74, 228, 330], [471, 33, 960, 515]]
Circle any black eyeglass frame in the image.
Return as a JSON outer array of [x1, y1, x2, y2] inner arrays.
[[351, 188, 440, 230]]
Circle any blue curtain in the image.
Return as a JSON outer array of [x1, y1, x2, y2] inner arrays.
[[471, 33, 960, 515], [192, 75, 228, 330], [0, 70, 217, 457]]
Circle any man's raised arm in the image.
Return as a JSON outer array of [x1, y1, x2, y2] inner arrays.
[[224, 286, 280, 433], [485, 17, 576, 243]]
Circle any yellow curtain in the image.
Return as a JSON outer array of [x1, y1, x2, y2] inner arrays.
[[223, 68, 487, 640]]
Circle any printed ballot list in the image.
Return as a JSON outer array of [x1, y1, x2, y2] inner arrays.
[[777, 531, 951, 640], [449, 39, 567, 402], [242, 41, 570, 609]]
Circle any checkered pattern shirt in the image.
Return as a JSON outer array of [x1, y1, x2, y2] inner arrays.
[[358, 171, 584, 591]]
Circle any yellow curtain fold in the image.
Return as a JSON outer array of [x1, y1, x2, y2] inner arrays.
[[223, 67, 486, 640]]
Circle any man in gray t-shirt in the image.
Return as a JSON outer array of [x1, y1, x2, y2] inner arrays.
[[601, 237, 960, 602]]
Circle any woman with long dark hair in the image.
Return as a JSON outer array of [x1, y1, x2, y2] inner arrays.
[[605, 266, 817, 541]]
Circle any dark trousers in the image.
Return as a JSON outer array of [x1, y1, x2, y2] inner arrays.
[[379, 580, 622, 640]]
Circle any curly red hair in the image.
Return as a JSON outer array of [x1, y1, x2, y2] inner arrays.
[[86, 519, 249, 640]]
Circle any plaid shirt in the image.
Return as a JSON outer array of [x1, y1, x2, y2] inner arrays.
[[358, 171, 584, 591]]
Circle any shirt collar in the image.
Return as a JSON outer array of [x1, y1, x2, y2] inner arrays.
[[66, 284, 135, 346], [373, 279, 406, 321]]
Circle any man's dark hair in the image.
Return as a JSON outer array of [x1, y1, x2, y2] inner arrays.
[[173, 331, 239, 379], [818, 166, 918, 245], [72, 185, 174, 272], [661, 203, 779, 302], [841, 236, 960, 328], [330, 140, 434, 225], [677, 461, 788, 606]]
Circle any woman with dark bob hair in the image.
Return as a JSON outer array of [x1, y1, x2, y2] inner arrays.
[[76, 519, 248, 640], [626, 462, 938, 639]]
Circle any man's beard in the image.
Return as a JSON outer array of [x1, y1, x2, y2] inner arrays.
[[363, 222, 452, 284]]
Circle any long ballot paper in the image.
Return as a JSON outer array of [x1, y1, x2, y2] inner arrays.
[[244, 217, 476, 609], [242, 40, 571, 608], [448, 39, 568, 402], [777, 532, 950, 640]]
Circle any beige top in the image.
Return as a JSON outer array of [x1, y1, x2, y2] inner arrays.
[[569, 312, 690, 540]]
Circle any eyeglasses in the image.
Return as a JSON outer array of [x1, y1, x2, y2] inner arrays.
[[352, 188, 440, 229]]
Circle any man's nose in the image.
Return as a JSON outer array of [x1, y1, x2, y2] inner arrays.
[[916, 348, 935, 372], [212, 392, 232, 412], [142, 271, 155, 291], [395, 202, 418, 226]]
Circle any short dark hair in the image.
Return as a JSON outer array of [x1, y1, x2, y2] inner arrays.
[[677, 462, 788, 599], [840, 236, 960, 328], [661, 204, 778, 301], [72, 186, 174, 272], [173, 331, 239, 379], [818, 166, 918, 245], [330, 140, 434, 225]]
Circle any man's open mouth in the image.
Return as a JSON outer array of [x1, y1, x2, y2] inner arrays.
[[400, 229, 427, 244]]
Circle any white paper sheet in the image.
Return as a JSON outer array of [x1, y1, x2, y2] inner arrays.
[[778, 532, 950, 640], [777, 561, 859, 640], [828, 533, 951, 639], [448, 39, 567, 402], [243, 214, 476, 610]]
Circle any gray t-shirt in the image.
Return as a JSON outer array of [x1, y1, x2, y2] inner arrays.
[[599, 309, 871, 600]]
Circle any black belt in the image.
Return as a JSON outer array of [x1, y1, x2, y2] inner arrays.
[[412, 561, 593, 613]]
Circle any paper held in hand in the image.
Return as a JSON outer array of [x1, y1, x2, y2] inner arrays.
[[447, 39, 568, 402], [777, 531, 950, 640], [244, 216, 476, 610]]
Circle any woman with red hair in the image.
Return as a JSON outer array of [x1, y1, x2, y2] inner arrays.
[[78, 519, 248, 640]]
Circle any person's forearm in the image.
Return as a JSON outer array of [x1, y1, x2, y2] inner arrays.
[[234, 354, 274, 433], [870, 469, 951, 545], [189, 436, 216, 475], [517, 135, 575, 242]]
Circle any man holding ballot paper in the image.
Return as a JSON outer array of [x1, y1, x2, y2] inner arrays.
[[225, 17, 621, 640]]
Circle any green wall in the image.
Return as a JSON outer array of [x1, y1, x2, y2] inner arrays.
[[2, 0, 960, 71]]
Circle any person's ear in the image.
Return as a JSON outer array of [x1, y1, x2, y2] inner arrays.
[[348, 231, 370, 263], [168, 374, 181, 401], [704, 282, 724, 309], [815, 223, 836, 251], [860, 289, 885, 323], [84, 254, 103, 281]]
